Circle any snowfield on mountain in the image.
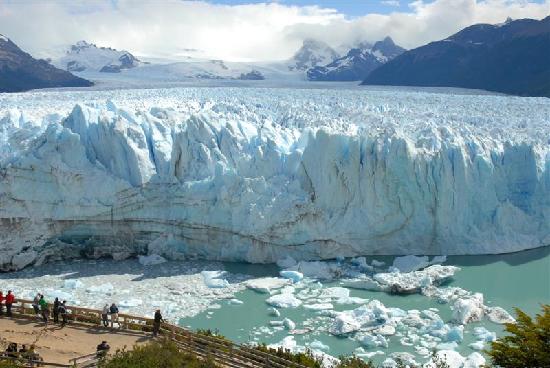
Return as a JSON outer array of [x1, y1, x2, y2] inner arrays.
[[0, 86, 549, 270]]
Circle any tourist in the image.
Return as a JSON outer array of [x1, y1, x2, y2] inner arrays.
[[96, 340, 110, 358], [59, 300, 68, 325], [19, 345, 28, 354], [5, 342, 18, 357], [152, 309, 164, 337], [0, 290, 4, 316], [39, 295, 49, 324], [32, 293, 41, 316], [102, 304, 109, 327], [53, 297, 60, 323], [109, 303, 119, 329], [5, 290, 15, 317]]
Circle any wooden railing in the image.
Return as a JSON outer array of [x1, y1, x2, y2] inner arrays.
[[6, 299, 310, 368]]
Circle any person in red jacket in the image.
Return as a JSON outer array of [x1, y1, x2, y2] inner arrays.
[[5, 290, 15, 317], [0, 291, 4, 316]]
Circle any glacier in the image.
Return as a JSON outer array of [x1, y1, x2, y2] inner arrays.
[[0, 86, 549, 270]]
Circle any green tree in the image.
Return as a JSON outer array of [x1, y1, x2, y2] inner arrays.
[[99, 339, 218, 368], [487, 304, 550, 368]]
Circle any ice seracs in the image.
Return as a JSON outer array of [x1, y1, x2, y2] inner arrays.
[[1, 87, 549, 271]]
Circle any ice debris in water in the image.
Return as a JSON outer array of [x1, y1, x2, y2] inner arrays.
[[279, 270, 304, 283], [245, 277, 290, 293], [138, 254, 167, 266], [452, 293, 484, 324], [201, 271, 230, 288], [63, 279, 84, 289]]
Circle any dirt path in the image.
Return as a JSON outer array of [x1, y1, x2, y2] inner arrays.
[[0, 317, 152, 364]]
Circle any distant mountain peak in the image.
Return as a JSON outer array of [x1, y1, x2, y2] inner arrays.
[[55, 41, 143, 73], [307, 37, 405, 81], [289, 38, 339, 71], [0, 34, 9, 42]]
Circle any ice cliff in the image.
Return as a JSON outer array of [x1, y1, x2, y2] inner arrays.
[[0, 87, 549, 270]]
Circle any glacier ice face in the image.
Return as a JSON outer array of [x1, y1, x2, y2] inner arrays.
[[0, 87, 549, 270]]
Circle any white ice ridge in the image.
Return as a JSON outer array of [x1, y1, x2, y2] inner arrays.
[[1, 87, 549, 270]]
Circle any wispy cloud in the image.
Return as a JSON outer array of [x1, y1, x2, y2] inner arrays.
[[0, 0, 548, 62], [381, 0, 400, 7]]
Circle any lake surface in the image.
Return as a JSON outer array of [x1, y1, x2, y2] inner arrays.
[[0, 247, 548, 365], [180, 247, 550, 364]]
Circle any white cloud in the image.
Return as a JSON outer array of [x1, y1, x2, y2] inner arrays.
[[381, 0, 401, 7], [0, 0, 548, 62]]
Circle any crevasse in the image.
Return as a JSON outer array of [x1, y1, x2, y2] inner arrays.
[[0, 88, 549, 270]]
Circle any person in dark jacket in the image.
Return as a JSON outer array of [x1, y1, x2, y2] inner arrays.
[[152, 309, 164, 337], [5, 291, 15, 317], [53, 297, 60, 323], [109, 303, 119, 328], [96, 341, 110, 358], [59, 301, 68, 325]]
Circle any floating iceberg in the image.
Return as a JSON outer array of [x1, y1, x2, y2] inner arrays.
[[201, 271, 229, 288], [245, 277, 290, 293]]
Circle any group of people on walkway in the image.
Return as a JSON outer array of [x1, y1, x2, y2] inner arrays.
[[1, 290, 166, 337], [2, 342, 43, 363], [0, 290, 16, 317], [31, 293, 69, 326]]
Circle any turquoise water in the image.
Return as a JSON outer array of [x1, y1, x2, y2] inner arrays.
[[180, 247, 550, 364]]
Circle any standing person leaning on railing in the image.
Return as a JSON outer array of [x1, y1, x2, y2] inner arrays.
[[0, 291, 4, 316], [5, 290, 15, 317]]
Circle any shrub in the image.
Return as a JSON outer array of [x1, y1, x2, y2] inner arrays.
[[487, 304, 550, 368], [98, 339, 219, 368], [335, 355, 375, 368], [252, 344, 323, 368]]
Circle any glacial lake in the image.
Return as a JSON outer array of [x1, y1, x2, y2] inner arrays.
[[1, 247, 548, 365], [180, 247, 550, 364]]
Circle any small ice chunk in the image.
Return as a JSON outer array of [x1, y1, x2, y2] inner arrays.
[[245, 277, 290, 293], [309, 340, 329, 352], [329, 313, 362, 335], [269, 320, 284, 326], [279, 270, 303, 283], [357, 333, 388, 348], [283, 318, 296, 330], [138, 254, 167, 266], [468, 341, 485, 351], [472, 327, 496, 342], [266, 293, 302, 308], [485, 306, 515, 324], [268, 307, 281, 317], [201, 271, 229, 288], [320, 287, 350, 299], [228, 298, 243, 305], [392, 255, 430, 273], [464, 352, 486, 368], [303, 303, 333, 310], [445, 325, 464, 342], [424, 350, 465, 368], [119, 298, 142, 308], [63, 279, 83, 289], [86, 283, 114, 294], [452, 293, 484, 324]]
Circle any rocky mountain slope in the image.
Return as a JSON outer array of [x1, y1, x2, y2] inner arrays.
[[363, 17, 550, 96], [288, 39, 340, 71], [0, 35, 92, 92]]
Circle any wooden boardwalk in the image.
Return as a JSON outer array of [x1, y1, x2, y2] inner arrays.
[[1, 299, 310, 368]]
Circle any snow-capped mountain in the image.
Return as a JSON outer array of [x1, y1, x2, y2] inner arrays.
[[288, 39, 340, 71], [1, 87, 548, 270], [0, 34, 92, 92], [307, 37, 405, 81], [54, 41, 143, 73]]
